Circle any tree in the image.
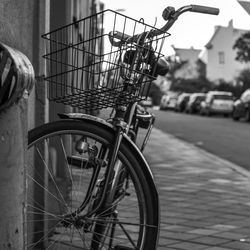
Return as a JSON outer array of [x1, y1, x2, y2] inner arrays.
[[148, 82, 163, 105], [233, 31, 250, 63], [166, 56, 188, 82], [232, 32, 250, 96], [170, 77, 213, 93], [166, 55, 210, 93], [214, 79, 241, 98], [235, 68, 250, 92]]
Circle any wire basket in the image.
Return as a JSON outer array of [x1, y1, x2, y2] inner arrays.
[[42, 9, 170, 110]]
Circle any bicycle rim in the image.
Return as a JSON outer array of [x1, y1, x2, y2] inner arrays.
[[25, 120, 158, 250]]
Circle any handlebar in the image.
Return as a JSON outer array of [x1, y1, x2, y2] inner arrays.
[[109, 4, 219, 47], [190, 5, 219, 15]]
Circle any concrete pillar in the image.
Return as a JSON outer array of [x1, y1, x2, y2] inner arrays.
[[0, 1, 48, 249], [0, 44, 34, 249], [0, 100, 28, 249]]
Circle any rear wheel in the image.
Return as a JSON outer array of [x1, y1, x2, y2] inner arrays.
[[26, 120, 159, 250]]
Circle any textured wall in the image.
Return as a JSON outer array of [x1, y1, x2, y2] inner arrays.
[[0, 1, 38, 249], [0, 0, 35, 60]]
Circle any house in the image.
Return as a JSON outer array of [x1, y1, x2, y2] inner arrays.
[[170, 1, 250, 84], [204, 20, 249, 84], [171, 46, 202, 79]]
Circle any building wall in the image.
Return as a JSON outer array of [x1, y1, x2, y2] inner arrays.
[[49, 0, 103, 121], [206, 21, 249, 83], [0, 0, 103, 247], [0, 1, 50, 248]]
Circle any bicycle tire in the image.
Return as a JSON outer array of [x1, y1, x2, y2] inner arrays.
[[26, 119, 159, 250]]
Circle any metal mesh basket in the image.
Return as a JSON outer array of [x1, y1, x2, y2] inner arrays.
[[43, 9, 170, 110]]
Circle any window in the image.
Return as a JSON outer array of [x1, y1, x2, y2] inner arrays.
[[218, 51, 225, 64], [213, 94, 233, 100]]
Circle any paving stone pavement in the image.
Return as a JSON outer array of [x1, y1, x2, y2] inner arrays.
[[139, 128, 250, 250]]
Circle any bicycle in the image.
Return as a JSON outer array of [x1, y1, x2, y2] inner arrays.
[[26, 4, 219, 250]]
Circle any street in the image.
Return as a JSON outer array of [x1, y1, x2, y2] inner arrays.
[[151, 109, 250, 171]]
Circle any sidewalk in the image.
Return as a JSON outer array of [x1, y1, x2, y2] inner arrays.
[[140, 128, 250, 250]]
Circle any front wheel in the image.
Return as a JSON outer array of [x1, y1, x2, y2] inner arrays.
[[26, 119, 159, 250]]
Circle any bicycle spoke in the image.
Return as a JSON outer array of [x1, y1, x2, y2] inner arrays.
[[77, 157, 89, 199], [27, 124, 158, 249], [88, 217, 157, 229], [60, 136, 74, 185], [26, 172, 68, 210], [26, 204, 64, 221], [35, 145, 70, 211], [26, 220, 62, 249]]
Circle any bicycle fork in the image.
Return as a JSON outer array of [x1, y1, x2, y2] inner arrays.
[[86, 105, 131, 217]]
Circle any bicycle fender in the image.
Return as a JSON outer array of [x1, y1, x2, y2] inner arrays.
[[58, 112, 158, 194]]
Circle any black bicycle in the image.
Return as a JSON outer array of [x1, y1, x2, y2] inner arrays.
[[25, 4, 219, 250]]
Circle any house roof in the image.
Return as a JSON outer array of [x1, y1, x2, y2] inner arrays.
[[205, 20, 248, 49], [238, 0, 250, 15], [172, 47, 201, 62], [205, 26, 221, 49], [198, 49, 208, 64], [204, 1, 250, 50]]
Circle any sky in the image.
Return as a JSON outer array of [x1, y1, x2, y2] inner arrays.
[[102, 0, 250, 55]]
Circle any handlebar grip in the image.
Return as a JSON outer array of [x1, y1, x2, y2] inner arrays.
[[109, 31, 132, 46], [113, 31, 131, 41], [190, 5, 219, 15]]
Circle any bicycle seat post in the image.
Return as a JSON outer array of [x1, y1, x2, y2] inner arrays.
[[84, 104, 130, 217]]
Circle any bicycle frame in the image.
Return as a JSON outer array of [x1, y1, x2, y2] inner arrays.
[[91, 101, 155, 214], [24, 4, 221, 249], [58, 104, 156, 219]]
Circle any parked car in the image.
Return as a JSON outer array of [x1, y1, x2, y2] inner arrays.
[[232, 89, 250, 122], [185, 93, 206, 114], [160, 94, 178, 110], [175, 93, 190, 112], [200, 91, 234, 116]]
